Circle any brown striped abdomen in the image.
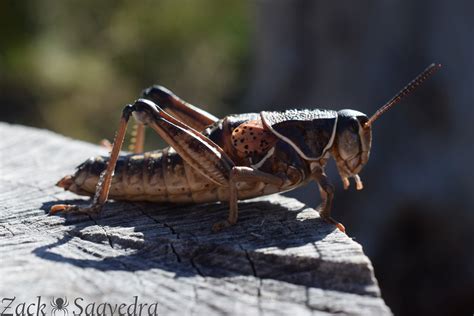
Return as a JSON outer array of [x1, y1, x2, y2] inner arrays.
[[60, 147, 280, 204]]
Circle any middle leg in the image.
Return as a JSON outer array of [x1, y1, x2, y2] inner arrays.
[[211, 166, 286, 232]]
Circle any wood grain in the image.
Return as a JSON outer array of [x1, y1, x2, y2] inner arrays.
[[0, 122, 391, 315]]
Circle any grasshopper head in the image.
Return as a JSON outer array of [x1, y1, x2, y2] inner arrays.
[[332, 63, 441, 190], [332, 110, 371, 190]]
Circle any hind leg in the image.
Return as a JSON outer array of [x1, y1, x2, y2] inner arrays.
[[50, 105, 134, 215], [99, 85, 217, 154]]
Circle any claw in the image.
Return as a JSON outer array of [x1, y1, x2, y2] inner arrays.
[[335, 222, 346, 233], [322, 216, 346, 234]]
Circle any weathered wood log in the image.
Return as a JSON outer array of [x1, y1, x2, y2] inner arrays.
[[0, 122, 391, 315]]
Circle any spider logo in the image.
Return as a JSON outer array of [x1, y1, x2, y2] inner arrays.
[[50, 297, 69, 316]]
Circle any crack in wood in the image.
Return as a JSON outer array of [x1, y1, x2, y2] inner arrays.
[[169, 242, 182, 263], [0, 224, 15, 237], [190, 256, 205, 277]]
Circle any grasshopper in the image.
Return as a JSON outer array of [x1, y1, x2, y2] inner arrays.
[[51, 64, 440, 233]]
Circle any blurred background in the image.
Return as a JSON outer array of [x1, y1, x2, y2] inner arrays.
[[1, 1, 473, 315]]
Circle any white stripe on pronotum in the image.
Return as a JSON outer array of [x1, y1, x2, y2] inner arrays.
[[261, 113, 338, 162]]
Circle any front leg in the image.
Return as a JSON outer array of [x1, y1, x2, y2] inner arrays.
[[311, 168, 346, 233]]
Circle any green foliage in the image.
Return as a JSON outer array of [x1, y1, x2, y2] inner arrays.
[[0, 0, 251, 146]]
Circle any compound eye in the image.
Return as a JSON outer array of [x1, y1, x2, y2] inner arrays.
[[348, 118, 359, 133]]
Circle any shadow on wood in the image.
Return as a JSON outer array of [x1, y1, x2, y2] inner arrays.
[[36, 198, 373, 293]]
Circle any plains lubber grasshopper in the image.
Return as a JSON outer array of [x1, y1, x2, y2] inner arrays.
[[51, 64, 441, 233]]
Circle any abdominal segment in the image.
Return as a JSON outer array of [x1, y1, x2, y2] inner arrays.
[[58, 148, 277, 204]]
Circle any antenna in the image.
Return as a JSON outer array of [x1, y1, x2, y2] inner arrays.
[[365, 63, 442, 128]]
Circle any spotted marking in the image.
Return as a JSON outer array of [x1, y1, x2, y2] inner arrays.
[[231, 119, 278, 157]]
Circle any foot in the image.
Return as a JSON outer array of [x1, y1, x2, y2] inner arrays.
[[49, 204, 101, 216], [322, 215, 346, 233]]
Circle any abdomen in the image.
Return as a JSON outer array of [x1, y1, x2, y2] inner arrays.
[[59, 148, 280, 204]]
